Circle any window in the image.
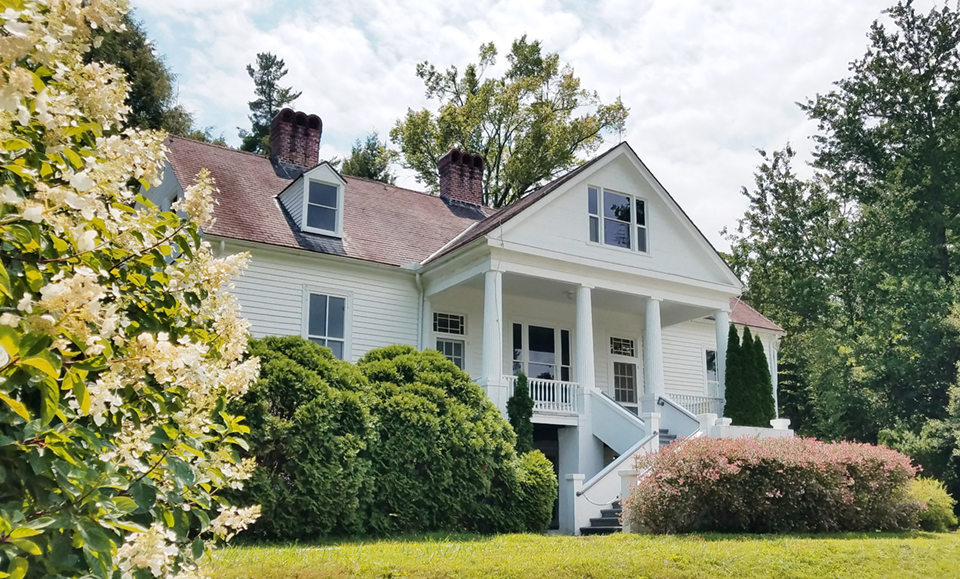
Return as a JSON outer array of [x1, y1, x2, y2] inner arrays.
[[611, 336, 640, 413], [587, 186, 648, 253], [433, 312, 465, 335], [436, 338, 464, 369], [307, 293, 346, 359], [705, 349, 719, 397], [305, 180, 340, 235], [512, 323, 571, 381]]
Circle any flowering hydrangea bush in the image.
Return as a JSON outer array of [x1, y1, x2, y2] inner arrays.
[[0, 2, 258, 578], [622, 437, 920, 534]]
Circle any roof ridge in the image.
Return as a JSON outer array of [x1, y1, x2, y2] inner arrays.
[[342, 173, 440, 199], [165, 134, 273, 161]]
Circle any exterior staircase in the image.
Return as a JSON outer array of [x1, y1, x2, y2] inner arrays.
[[579, 500, 623, 535], [659, 428, 677, 447]]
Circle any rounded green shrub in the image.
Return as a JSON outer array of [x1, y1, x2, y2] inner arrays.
[[508, 450, 559, 533], [908, 478, 958, 532]]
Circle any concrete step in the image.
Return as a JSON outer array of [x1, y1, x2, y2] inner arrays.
[[589, 516, 621, 527], [580, 525, 622, 535], [600, 508, 621, 518]]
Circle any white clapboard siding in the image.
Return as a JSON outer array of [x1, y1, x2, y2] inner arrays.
[[277, 178, 304, 227], [224, 242, 419, 362], [662, 319, 715, 397]]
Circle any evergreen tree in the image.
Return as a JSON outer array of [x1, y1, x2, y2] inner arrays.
[[507, 372, 535, 454], [753, 333, 777, 424], [340, 132, 398, 184], [740, 326, 762, 425], [239, 52, 302, 154], [724, 324, 745, 423], [86, 12, 196, 135]]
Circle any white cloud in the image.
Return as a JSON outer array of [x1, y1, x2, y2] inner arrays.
[[132, 0, 919, 249]]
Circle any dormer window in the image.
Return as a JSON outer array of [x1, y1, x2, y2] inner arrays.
[[304, 179, 343, 236], [588, 186, 648, 253]]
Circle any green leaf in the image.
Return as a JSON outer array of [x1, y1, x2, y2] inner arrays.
[[2, 139, 30, 151], [77, 520, 113, 553], [62, 148, 83, 169], [191, 536, 205, 560], [22, 262, 42, 292], [111, 497, 138, 514], [9, 539, 40, 556], [36, 378, 58, 426], [0, 325, 18, 360], [0, 393, 29, 421], [167, 456, 195, 486], [64, 370, 88, 414], [21, 350, 61, 379], [7, 558, 27, 579], [130, 482, 157, 513], [0, 260, 11, 299], [8, 527, 41, 539]]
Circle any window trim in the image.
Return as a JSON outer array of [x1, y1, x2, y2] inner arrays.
[[587, 184, 651, 255], [301, 178, 345, 238], [607, 332, 643, 409], [703, 347, 720, 397], [436, 337, 466, 370], [510, 319, 574, 383], [433, 311, 466, 336], [301, 286, 352, 360]]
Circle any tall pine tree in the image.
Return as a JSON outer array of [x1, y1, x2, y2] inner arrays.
[[753, 333, 777, 425], [507, 372, 535, 454], [724, 324, 746, 423], [238, 52, 302, 154]]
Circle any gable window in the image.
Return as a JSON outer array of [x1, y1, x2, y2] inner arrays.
[[705, 349, 719, 397], [307, 292, 346, 359], [588, 186, 648, 253], [512, 323, 571, 382], [305, 180, 340, 235]]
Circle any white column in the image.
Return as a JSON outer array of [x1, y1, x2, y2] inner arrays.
[[715, 309, 729, 406], [481, 269, 504, 388], [421, 297, 433, 351], [642, 297, 664, 412], [575, 285, 596, 390]]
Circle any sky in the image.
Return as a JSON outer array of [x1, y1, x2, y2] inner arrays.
[[130, 0, 920, 251]]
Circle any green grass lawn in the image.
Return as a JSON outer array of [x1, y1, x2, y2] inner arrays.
[[210, 532, 960, 579]]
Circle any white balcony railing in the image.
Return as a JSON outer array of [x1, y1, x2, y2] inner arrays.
[[503, 375, 580, 414], [668, 394, 724, 416]]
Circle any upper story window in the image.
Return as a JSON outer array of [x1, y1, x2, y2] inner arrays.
[[512, 323, 571, 382], [304, 180, 342, 236], [588, 186, 648, 253]]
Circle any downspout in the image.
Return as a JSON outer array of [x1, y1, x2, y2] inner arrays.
[[415, 271, 424, 351]]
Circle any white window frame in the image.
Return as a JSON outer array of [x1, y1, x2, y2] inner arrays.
[[435, 337, 466, 369], [607, 333, 643, 412], [301, 287, 352, 360], [433, 311, 466, 336], [587, 184, 650, 255], [703, 347, 720, 398], [301, 178, 345, 238], [510, 319, 573, 383]]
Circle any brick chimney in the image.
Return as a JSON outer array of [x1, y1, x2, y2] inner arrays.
[[270, 108, 322, 168], [438, 149, 484, 206]]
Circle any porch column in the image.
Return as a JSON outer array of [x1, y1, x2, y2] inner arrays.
[[714, 309, 729, 410], [642, 297, 664, 413], [575, 285, 596, 390], [481, 269, 506, 410]]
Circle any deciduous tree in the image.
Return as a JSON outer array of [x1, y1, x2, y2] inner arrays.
[[339, 132, 397, 184], [391, 36, 629, 207]]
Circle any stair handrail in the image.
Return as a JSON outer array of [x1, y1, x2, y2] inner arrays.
[[596, 390, 647, 427], [577, 431, 658, 497], [656, 395, 698, 421]]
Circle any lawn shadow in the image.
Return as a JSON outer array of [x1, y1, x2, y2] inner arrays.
[[232, 531, 499, 549]]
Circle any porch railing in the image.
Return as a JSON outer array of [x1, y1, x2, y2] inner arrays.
[[668, 394, 724, 416], [502, 375, 579, 414]]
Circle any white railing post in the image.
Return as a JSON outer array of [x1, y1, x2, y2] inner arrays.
[[618, 469, 640, 533]]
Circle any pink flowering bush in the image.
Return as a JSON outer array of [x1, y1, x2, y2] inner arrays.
[[622, 437, 920, 534]]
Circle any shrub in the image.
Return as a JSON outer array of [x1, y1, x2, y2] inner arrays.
[[507, 372, 535, 454], [0, 3, 258, 578], [909, 478, 958, 532], [622, 437, 920, 534], [231, 337, 373, 540], [234, 340, 554, 538]]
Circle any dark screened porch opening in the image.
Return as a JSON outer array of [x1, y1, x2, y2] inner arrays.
[[533, 424, 560, 529]]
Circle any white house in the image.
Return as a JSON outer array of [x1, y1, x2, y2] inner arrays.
[[149, 108, 787, 534]]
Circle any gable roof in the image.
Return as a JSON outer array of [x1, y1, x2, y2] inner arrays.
[[163, 135, 490, 267], [730, 297, 784, 333]]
